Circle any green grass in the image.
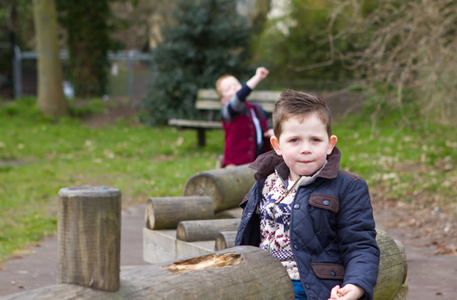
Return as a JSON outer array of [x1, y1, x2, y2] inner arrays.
[[0, 96, 456, 264]]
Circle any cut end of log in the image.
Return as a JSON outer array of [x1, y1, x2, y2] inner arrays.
[[161, 252, 243, 274]]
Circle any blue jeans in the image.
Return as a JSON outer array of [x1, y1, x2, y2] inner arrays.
[[292, 280, 307, 299]]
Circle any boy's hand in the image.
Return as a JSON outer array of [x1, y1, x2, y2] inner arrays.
[[256, 67, 269, 80], [247, 66, 269, 89], [328, 284, 364, 300], [264, 128, 274, 138]]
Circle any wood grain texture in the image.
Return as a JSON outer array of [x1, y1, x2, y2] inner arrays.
[[145, 196, 214, 230], [57, 186, 121, 292], [5, 246, 295, 300], [184, 164, 255, 212]]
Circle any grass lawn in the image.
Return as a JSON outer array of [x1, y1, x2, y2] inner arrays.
[[0, 97, 456, 263]]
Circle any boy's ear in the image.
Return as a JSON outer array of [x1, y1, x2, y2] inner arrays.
[[327, 135, 338, 155], [270, 136, 282, 156]]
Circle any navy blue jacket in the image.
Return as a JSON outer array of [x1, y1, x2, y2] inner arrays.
[[235, 148, 380, 300]]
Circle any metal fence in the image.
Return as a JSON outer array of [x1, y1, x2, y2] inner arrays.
[[12, 46, 154, 100]]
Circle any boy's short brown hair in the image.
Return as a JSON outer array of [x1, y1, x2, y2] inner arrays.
[[273, 89, 332, 138]]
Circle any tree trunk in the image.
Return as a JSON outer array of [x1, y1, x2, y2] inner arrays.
[[4, 246, 295, 300], [57, 186, 121, 292], [32, 0, 68, 117], [145, 196, 215, 230], [176, 219, 241, 242], [184, 164, 256, 212]]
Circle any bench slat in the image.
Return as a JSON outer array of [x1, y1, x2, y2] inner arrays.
[[196, 89, 280, 113], [168, 119, 222, 129]]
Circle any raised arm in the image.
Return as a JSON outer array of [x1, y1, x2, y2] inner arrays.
[[246, 67, 269, 90]]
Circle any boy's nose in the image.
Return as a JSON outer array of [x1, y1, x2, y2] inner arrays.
[[300, 142, 311, 154]]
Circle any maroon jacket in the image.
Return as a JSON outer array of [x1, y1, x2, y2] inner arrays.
[[222, 101, 270, 166]]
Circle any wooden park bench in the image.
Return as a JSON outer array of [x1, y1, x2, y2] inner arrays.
[[168, 89, 281, 147]]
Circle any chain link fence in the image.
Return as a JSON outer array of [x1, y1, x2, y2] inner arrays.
[[12, 47, 154, 100]]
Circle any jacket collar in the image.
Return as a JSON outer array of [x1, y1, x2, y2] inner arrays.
[[249, 147, 341, 181]]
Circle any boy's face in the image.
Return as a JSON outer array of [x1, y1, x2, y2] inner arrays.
[[219, 76, 241, 104], [270, 114, 337, 181]]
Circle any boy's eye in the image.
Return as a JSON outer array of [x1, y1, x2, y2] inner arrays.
[[312, 138, 321, 142], [290, 138, 299, 143]]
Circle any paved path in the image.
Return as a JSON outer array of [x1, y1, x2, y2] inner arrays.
[[0, 204, 456, 299]]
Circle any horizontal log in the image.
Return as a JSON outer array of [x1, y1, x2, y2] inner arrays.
[[373, 229, 408, 300], [215, 229, 408, 300], [145, 196, 214, 230], [214, 207, 243, 219], [176, 219, 240, 242], [215, 231, 237, 251], [4, 246, 295, 300], [184, 164, 256, 212]]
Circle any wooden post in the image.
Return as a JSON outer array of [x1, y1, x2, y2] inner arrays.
[[184, 164, 256, 212], [145, 196, 215, 230], [5, 246, 295, 299], [176, 219, 240, 242], [57, 186, 121, 292]]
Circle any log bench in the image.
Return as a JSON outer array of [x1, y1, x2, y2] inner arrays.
[[143, 165, 409, 299], [167, 89, 281, 147], [4, 185, 407, 300]]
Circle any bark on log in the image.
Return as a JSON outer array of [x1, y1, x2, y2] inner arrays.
[[184, 164, 256, 212], [3, 246, 295, 300], [176, 219, 241, 242], [57, 186, 121, 292], [215, 231, 237, 251], [145, 196, 214, 230], [214, 229, 408, 300]]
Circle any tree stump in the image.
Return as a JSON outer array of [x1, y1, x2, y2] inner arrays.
[[176, 219, 240, 242], [145, 196, 214, 230], [4, 246, 295, 300], [184, 164, 256, 212], [57, 186, 121, 292]]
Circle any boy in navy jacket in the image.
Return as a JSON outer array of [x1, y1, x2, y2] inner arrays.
[[235, 89, 380, 300]]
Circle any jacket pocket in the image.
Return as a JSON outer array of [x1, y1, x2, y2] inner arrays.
[[311, 262, 345, 280], [308, 194, 339, 213]]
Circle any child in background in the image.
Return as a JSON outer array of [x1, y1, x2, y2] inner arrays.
[[235, 89, 380, 300], [216, 67, 274, 168]]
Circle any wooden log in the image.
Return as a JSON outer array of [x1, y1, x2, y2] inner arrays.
[[214, 229, 408, 300], [373, 229, 408, 300], [176, 219, 240, 242], [214, 207, 243, 219], [145, 196, 214, 230], [57, 186, 121, 292], [4, 246, 295, 300], [184, 164, 256, 212], [215, 231, 237, 251]]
